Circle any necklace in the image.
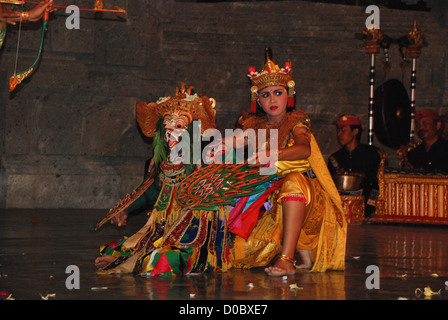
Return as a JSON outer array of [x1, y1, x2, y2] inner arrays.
[[265, 114, 287, 128], [263, 114, 291, 149]]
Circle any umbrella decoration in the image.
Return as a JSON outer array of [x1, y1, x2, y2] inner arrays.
[[405, 20, 425, 142], [362, 18, 383, 146]]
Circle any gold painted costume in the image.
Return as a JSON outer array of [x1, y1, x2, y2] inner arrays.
[[230, 109, 347, 272]]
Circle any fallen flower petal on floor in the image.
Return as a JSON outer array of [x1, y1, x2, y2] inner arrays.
[[431, 273, 439, 278], [415, 286, 441, 298], [40, 293, 56, 300], [289, 283, 303, 290], [424, 287, 441, 296]]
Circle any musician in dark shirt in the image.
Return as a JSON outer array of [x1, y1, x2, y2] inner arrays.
[[407, 109, 448, 173], [328, 114, 381, 217]]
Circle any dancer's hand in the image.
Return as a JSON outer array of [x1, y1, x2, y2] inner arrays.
[[28, 0, 56, 22], [0, 1, 55, 25], [0, 4, 20, 24]]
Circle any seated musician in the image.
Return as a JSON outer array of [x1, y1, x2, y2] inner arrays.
[[406, 109, 448, 173], [327, 114, 381, 217]]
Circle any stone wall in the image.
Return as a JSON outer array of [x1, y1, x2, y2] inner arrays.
[[0, 0, 447, 208]]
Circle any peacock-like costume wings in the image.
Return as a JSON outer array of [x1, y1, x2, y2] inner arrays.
[[175, 163, 277, 210]]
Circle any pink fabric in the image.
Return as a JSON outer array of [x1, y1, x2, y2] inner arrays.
[[281, 193, 307, 203]]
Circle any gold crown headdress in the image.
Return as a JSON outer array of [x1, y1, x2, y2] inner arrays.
[[136, 83, 217, 137], [248, 47, 295, 113]]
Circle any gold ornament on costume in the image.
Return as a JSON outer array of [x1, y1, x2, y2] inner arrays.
[[136, 83, 217, 138], [248, 47, 295, 113], [20, 10, 29, 22]]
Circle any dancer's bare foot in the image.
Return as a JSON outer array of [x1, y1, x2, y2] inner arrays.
[[295, 249, 313, 270], [264, 255, 296, 277], [94, 255, 116, 269]]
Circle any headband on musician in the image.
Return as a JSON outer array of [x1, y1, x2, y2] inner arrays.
[[335, 114, 362, 127], [415, 108, 439, 122]]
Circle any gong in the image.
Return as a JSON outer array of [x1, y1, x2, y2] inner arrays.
[[373, 79, 411, 149]]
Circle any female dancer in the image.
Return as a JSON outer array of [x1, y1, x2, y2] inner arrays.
[[232, 48, 347, 276]]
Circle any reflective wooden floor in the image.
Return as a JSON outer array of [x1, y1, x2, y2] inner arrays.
[[1, 209, 448, 302]]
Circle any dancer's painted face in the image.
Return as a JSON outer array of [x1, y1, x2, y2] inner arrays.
[[257, 85, 288, 116]]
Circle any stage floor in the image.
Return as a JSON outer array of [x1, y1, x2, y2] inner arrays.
[[1, 209, 447, 302]]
